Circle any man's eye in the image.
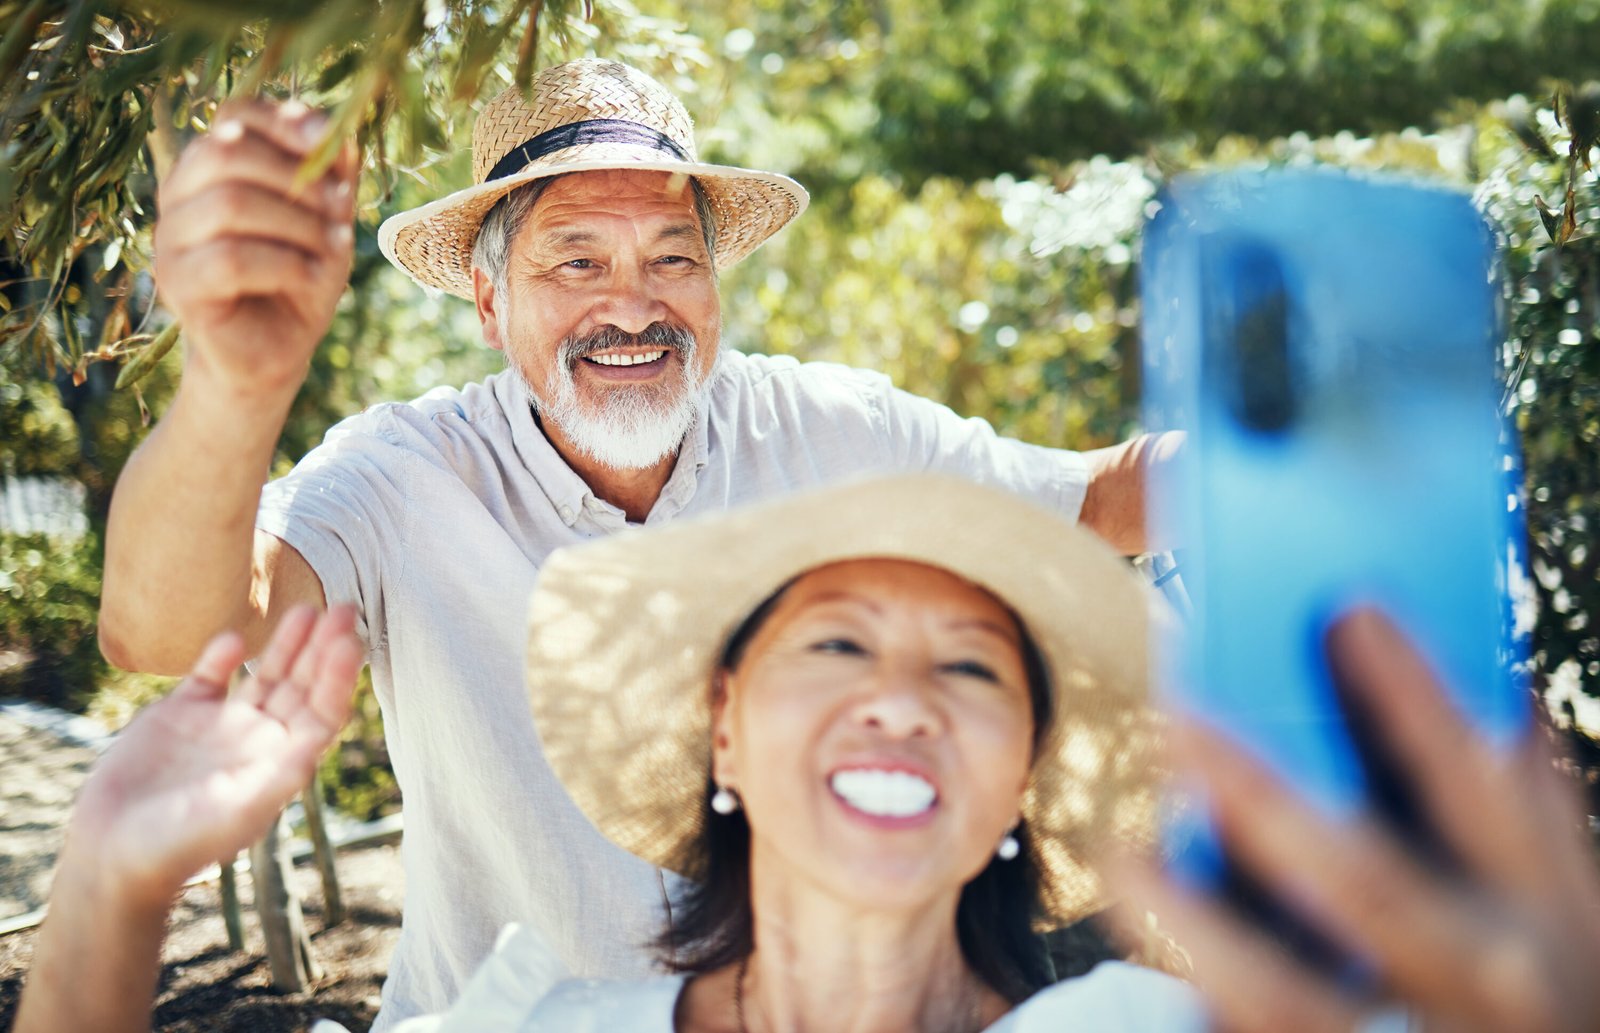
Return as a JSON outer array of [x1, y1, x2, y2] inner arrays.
[[564, 258, 595, 269], [812, 638, 866, 656], [942, 660, 1000, 683], [656, 255, 693, 266]]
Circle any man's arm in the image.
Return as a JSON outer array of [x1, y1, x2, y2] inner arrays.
[[1078, 431, 1185, 556], [100, 385, 325, 671], [98, 99, 355, 673]]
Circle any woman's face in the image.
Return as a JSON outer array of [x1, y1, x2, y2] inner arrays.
[[712, 559, 1036, 913]]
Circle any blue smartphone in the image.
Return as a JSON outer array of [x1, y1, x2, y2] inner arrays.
[[1140, 166, 1529, 968]]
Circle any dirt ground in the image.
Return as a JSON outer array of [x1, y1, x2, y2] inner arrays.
[[0, 839, 403, 1032], [0, 708, 102, 923]]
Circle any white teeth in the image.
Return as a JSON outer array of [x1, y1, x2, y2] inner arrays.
[[588, 350, 666, 367], [830, 769, 936, 818]]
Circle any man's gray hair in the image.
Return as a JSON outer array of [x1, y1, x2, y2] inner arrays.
[[470, 174, 719, 292]]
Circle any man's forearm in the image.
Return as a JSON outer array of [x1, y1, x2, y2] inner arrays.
[[100, 370, 295, 674], [1078, 431, 1185, 555]]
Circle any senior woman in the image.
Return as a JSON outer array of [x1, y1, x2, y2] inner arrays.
[[20, 476, 1600, 1032], [502, 473, 1195, 1030]]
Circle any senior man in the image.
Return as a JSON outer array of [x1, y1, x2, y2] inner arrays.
[[100, 58, 1176, 1027]]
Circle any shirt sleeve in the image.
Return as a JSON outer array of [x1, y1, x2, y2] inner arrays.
[[866, 373, 1091, 523], [255, 406, 415, 658], [1010, 962, 1209, 1031], [427, 924, 571, 1033]]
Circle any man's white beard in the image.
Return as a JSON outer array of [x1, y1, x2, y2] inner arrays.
[[514, 327, 711, 471]]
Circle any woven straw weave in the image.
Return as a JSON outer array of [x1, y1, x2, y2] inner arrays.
[[379, 59, 807, 298]]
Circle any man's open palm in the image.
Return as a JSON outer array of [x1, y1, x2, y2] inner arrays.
[[69, 606, 363, 908]]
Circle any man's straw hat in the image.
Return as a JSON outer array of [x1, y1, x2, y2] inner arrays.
[[378, 58, 809, 299], [525, 475, 1163, 927]]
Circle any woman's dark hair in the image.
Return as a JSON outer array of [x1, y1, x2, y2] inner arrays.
[[653, 575, 1059, 1003]]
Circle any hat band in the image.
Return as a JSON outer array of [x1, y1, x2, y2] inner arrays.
[[483, 118, 692, 183]]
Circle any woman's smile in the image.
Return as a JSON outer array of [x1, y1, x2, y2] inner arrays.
[[828, 764, 941, 825]]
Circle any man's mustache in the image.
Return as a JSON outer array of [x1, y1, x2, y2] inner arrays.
[[560, 323, 696, 367]]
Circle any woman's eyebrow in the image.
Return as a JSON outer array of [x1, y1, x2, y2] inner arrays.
[[944, 618, 1020, 644], [799, 591, 885, 616]]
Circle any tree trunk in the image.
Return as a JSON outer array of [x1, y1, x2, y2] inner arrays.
[[247, 813, 322, 991], [301, 774, 345, 926], [217, 851, 245, 952]]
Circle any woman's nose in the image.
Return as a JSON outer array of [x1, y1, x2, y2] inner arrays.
[[853, 670, 942, 739]]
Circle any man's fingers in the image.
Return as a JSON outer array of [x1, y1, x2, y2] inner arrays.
[[211, 97, 331, 162], [172, 630, 246, 700], [159, 181, 342, 262], [158, 237, 331, 304], [161, 127, 350, 216], [1106, 856, 1365, 1033], [1326, 610, 1540, 895]]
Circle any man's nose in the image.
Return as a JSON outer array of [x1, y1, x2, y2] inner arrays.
[[590, 266, 668, 335]]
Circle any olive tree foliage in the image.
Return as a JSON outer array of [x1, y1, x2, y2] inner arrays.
[[0, 0, 702, 385], [650, 0, 1600, 189], [865, 0, 1600, 182], [1477, 88, 1600, 705], [0, 0, 695, 733]]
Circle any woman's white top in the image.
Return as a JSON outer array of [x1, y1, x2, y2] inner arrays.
[[314, 923, 1209, 1033]]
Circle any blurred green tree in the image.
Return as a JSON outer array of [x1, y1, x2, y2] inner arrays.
[[1477, 88, 1600, 707]]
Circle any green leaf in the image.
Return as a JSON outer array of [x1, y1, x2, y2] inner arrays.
[[316, 46, 363, 92], [1534, 195, 1564, 245], [1569, 81, 1600, 170], [114, 320, 181, 390], [0, 0, 47, 85]]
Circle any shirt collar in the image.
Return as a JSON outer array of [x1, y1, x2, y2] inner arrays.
[[495, 371, 591, 527], [494, 366, 713, 529], [645, 395, 711, 525]]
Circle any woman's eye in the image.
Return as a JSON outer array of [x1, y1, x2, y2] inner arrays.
[[942, 659, 1000, 683], [811, 638, 867, 656]]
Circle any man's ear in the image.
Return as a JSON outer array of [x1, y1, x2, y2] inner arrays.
[[710, 669, 737, 786], [472, 266, 507, 353]]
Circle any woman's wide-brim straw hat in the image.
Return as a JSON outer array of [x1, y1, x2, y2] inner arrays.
[[526, 474, 1164, 927], [378, 58, 808, 299]]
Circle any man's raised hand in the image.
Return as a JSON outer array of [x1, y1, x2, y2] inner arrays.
[[154, 99, 358, 401], [65, 605, 363, 911]]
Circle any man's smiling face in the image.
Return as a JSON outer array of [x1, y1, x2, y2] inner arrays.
[[474, 168, 722, 470]]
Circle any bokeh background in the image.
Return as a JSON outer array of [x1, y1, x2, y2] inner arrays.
[[2, 0, 1598, 823]]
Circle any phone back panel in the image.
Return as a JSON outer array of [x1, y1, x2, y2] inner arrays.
[[1141, 167, 1528, 885]]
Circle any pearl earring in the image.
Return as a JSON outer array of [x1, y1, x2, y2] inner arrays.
[[711, 785, 740, 815], [997, 830, 1020, 861]]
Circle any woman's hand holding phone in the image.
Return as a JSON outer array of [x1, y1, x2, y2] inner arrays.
[[1110, 609, 1600, 1033]]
